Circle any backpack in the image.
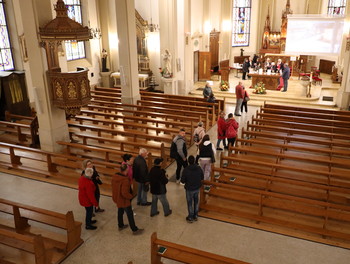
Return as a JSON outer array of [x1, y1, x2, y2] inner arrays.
[[193, 133, 200, 143], [170, 139, 178, 158]]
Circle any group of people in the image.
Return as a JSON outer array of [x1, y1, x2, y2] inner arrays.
[[242, 56, 290, 92]]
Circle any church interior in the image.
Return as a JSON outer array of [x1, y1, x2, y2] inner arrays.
[[0, 0, 350, 263]]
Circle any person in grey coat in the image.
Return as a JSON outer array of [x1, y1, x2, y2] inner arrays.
[[173, 128, 188, 183], [281, 63, 290, 92]]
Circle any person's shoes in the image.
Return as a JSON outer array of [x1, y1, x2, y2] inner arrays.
[[281, 90, 287, 92], [86, 225, 97, 230], [234, 114, 241, 116], [91, 220, 97, 224], [176, 179, 180, 184], [165, 210, 172, 217], [193, 216, 198, 221], [180, 182, 185, 186], [133, 228, 144, 235], [141, 202, 152, 206], [118, 224, 129, 231], [186, 217, 194, 223], [92, 213, 96, 217], [216, 148, 223, 151], [150, 211, 159, 217], [224, 146, 229, 150], [95, 208, 105, 213]]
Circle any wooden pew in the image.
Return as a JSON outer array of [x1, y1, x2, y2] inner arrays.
[[0, 142, 117, 195], [251, 117, 349, 135], [0, 198, 83, 262], [199, 180, 350, 249], [263, 102, 350, 117], [4, 111, 40, 147], [140, 90, 226, 112], [84, 104, 200, 129], [256, 111, 350, 128], [90, 93, 121, 102], [241, 128, 350, 150], [137, 100, 215, 127], [220, 152, 350, 188], [89, 99, 210, 129], [211, 166, 350, 205], [94, 86, 121, 93], [0, 229, 50, 264], [140, 94, 221, 116], [56, 141, 154, 169], [69, 133, 168, 164], [150, 232, 249, 264], [246, 122, 350, 142]]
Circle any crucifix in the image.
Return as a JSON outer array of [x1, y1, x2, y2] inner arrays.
[[240, 48, 244, 56]]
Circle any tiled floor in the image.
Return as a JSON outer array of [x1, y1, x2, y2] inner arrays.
[[1, 101, 350, 263]]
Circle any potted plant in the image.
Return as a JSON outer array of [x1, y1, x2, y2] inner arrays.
[[220, 80, 229, 91], [253, 82, 266, 94]]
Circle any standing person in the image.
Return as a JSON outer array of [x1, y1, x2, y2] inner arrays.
[[282, 63, 290, 92], [149, 158, 172, 217], [242, 58, 250, 80], [198, 134, 216, 181], [226, 113, 239, 147], [82, 159, 104, 213], [172, 128, 188, 183], [133, 148, 151, 206], [240, 87, 249, 113], [180, 155, 204, 223], [78, 167, 98, 230], [216, 111, 227, 150], [234, 81, 244, 116], [112, 164, 144, 235], [193, 121, 206, 146], [202, 81, 213, 98]]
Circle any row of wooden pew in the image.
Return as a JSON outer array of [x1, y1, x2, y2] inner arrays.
[[0, 198, 82, 264], [199, 103, 350, 249]]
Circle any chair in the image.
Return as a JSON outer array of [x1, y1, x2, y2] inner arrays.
[[311, 66, 320, 77]]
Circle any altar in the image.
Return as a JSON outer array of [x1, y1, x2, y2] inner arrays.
[[248, 73, 281, 90]]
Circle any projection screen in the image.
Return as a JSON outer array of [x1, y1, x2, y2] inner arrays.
[[285, 15, 345, 56]]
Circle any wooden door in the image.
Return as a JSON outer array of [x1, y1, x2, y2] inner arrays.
[[198, 52, 211, 81], [319, 59, 335, 74], [193, 51, 199, 83], [210, 30, 220, 70]]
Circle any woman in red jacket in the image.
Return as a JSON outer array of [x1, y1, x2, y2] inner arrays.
[[216, 111, 227, 150], [78, 168, 98, 230], [226, 113, 239, 148]]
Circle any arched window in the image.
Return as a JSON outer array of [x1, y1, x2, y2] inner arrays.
[[327, 0, 347, 16], [0, 0, 14, 71], [232, 0, 251, 47], [64, 0, 86, 61]]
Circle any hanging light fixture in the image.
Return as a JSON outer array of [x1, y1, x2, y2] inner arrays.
[[148, 0, 159, 32]]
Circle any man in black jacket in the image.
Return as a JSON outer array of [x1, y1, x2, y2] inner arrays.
[[180, 155, 204, 223], [149, 158, 172, 217], [133, 148, 151, 206]]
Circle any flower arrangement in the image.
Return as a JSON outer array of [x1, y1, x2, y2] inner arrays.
[[159, 67, 172, 78], [220, 80, 229, 91], [253, 82, 266, 94]]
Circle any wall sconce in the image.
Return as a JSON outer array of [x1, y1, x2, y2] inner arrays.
[[346, 36, 350, 51]]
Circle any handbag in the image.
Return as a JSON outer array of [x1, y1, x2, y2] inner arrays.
[[244, 96, 250, 101]]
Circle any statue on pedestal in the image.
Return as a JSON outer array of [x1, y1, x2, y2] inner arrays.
[[101, 49, 109, 72], [162, 49, 172, 78]]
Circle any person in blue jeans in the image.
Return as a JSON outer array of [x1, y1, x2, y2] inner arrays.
[[180, 155, 204, 223]]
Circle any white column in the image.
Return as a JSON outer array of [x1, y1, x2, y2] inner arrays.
[[115, 0, 140, 104], [12, 0, 70, 152]]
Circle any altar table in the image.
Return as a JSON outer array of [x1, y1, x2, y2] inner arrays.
[[248, 73, 281, 90]]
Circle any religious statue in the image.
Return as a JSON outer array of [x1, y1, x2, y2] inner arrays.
[[240, 48, 244, 57], [101, 49, 109, 72], [162, 49, 172, 78]]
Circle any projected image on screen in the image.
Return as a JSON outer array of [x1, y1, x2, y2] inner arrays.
[[285, 16, 344, 56]]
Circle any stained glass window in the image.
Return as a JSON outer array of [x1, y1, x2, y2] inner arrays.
[[0, 1, 14, 71], [232, 0, 251, 47], [327, 0, 347, 16], [64, 0, 85, 60]]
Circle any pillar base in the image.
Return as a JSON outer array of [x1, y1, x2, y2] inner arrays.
[[100, 71, 112, 87], [162, 77, 177, 95]]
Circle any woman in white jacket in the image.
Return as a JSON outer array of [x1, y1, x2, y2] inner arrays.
[[197, 134, 216, 181]]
